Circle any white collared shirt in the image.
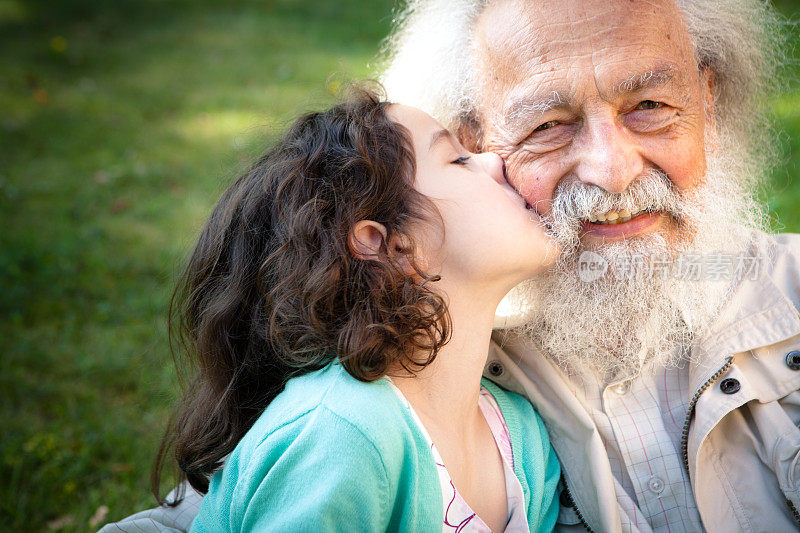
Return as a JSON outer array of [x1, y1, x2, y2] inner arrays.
[[570, 362, 703, 532]]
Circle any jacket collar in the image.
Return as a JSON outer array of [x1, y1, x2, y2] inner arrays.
[[689, 247, 800, 392]]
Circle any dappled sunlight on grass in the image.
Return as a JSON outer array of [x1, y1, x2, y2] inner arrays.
[[774, 91, 800, 118], [171, 109, 271, 143]]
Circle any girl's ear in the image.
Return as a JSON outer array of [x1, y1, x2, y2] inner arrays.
[[348, 220, 389, 260], [386, 232, 419, 277], [348, 221, 418, 276]]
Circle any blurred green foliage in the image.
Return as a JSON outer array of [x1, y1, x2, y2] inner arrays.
[[0, 0, 798, 530]]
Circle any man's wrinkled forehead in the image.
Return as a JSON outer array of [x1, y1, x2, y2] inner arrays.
[[473, 0, 697, 113]]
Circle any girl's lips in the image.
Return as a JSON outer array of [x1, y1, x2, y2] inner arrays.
[[582, 211, 664, 238], [502, 185, 531, 213]]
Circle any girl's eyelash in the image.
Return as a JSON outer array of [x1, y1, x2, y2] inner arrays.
[[452, 156, 471, 165]]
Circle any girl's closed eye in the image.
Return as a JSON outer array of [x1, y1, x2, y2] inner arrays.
[[451, 156, 471, 166]]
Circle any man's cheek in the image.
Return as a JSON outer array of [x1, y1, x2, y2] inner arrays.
[[641, 133, 708, 192], [665, 155, 707, 192], [506, 160, 554, 213]]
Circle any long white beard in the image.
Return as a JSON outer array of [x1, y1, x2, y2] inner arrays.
[[512, 144, 767, 382]]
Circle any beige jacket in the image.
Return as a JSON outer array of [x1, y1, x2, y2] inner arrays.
[[486, 232, 800, 532]]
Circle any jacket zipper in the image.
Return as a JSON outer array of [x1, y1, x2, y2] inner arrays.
[[787, 499, 800, 524], [561, 477, 594, 532], [680, 356, 733, 473]]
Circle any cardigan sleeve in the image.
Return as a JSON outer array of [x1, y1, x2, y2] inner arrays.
[[535, 411, 562, 532], [509, 391, 561, 532], [191, 407, 393, 533]]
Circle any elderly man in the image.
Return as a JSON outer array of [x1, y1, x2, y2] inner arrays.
[[383, 0, 799, 531], [104, 0, 798, 531]]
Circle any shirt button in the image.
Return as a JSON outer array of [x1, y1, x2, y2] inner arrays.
[[647, 475, 665, 495], [611, 381, 630, 395], [487, 360, 504, 377], [719, 377, 740, 394], [786, 351, 800, 371]]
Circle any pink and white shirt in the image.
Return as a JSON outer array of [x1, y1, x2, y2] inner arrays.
[[385, 379, 530, 532]]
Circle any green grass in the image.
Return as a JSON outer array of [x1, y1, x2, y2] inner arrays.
[[0, 0, 798, 530], [0, 1, 396, 530]]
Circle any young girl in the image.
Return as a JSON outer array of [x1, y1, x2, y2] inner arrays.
[[156, 89, 561, 532]]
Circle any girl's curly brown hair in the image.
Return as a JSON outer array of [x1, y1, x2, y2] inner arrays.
[[153, 87, 450, 499]]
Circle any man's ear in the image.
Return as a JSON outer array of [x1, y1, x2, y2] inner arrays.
[[348, 220, 389, 260], [701, 68, 719, 154], [454, 112, 483, 153]]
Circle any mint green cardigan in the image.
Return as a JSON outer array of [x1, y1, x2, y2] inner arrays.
[[190, 362, 560, 532]]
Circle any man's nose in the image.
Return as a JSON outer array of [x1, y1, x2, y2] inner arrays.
[[474, 152, 507, 186], [574, 119, 644, 193]]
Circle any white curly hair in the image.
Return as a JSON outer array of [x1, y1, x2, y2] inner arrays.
[[379, 0, 787, 183]]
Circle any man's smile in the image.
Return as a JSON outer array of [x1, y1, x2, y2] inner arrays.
[[581, 210, 665, 239], [585, 208, 651, 225]]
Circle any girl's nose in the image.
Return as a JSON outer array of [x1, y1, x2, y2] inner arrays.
[[474, 152, 507, 185]]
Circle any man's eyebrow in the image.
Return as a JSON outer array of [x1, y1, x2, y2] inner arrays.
[[498, 90, 570, 141], [428, 128, 455, 152], [614, 67, 676, 95], [504, 90, 568, 127]]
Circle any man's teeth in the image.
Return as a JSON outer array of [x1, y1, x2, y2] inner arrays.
[[588, 209, 647, 224]]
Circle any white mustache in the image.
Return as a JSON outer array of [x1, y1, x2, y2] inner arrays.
[[541, 169, 687, 248]]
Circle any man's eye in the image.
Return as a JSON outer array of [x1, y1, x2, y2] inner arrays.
[[635, 100, 663, 110], [451, 156, 471, 165], [533, 120, 558, 132]]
